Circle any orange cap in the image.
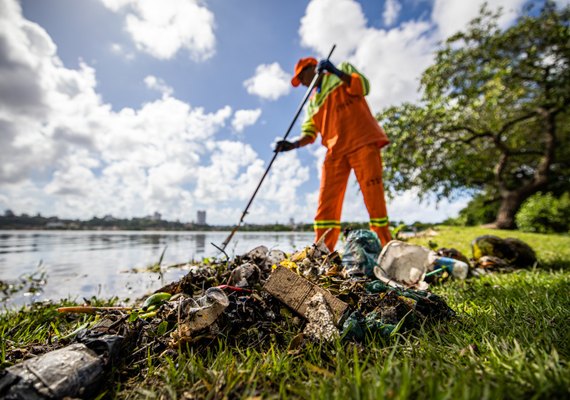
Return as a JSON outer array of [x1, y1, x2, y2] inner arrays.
[[291, 57, 317, 87]]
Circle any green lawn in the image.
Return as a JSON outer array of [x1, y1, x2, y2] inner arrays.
[[2, 226, 569, 399]]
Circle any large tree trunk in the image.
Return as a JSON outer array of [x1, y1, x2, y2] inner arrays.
[[493, 108, 557, 229], [494, 191, 525, 229]]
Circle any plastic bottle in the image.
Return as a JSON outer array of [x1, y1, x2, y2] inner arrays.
[[427, 256, 469, 279]]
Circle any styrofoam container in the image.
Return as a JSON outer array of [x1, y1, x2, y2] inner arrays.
[[374, 240, 437, 289]]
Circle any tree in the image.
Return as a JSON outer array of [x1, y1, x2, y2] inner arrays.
[[380, 2, 570, 229]]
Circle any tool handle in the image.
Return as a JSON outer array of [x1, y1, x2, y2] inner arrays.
[[220, 45, 336, 251]]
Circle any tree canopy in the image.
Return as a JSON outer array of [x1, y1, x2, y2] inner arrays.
[[380, 2, 570, 228]]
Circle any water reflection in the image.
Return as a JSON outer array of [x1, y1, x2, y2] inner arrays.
[[0, 230, 314, 308], [195, 234, 206, 254]]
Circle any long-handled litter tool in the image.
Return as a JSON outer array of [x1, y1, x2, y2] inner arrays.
[[215, 44, 336, 253]]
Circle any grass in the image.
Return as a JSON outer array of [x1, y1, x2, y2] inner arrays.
[[1, 226, 569, 399]]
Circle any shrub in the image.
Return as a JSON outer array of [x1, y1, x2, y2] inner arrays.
[[455, 193, 500, 226], [515, 192, 570, 233]]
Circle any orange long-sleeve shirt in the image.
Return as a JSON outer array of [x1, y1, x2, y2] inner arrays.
[[301, 62, 389, 157]]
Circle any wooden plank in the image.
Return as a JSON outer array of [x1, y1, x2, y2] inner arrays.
[[263, 266, 349, 324]]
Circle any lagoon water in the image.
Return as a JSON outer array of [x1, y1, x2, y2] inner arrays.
[[0, 230, 315, 308]]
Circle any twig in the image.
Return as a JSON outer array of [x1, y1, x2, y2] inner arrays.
[[57, 306, 133, 314]]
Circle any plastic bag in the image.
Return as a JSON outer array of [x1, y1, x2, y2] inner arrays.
[[341, 230, 382, 277]]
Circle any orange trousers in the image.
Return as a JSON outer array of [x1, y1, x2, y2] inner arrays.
[[314, 144, 392, 252]]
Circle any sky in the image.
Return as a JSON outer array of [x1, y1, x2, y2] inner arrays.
[[1, 0, 566, 226]]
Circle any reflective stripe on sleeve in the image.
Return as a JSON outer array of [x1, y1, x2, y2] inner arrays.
[[301, 119, 317, 139]]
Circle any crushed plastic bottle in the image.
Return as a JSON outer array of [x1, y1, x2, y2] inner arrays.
[[179, 287, 230, 334], [0, 342, 108, 399]]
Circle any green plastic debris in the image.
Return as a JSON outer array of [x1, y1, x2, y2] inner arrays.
[[341, 229, 382, 277], [341, 310, 396, 341], [365, 280, 391, 294]]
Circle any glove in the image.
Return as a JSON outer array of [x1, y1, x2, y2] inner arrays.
[[274, 140, 298, 152], [317, 59, 343, 77]]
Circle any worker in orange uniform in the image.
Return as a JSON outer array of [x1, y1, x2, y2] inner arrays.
[[275, 57, 392, 252]]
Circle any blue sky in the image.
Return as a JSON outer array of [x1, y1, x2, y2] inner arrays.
[[1, 0, 564, 225]]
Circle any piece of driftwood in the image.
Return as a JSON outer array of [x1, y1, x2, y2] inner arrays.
[[263, 265, 349, 324]]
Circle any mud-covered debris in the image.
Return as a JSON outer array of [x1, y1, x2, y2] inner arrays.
[[157, 264, 222, 296], [266, 249, 287, 270], [3, 240, 461, 398], [471, 235, 537, 269], [502, 238, 537, 267], [0, 343, 105, 400], [169, 288, 229, 346], [303, 293, 339, 342], [229, 263, 261, 287], [478, 255, 510, 269], [247, 245, 269, 261]]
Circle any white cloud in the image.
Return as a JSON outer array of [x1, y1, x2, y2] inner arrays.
[[194, 141, 265, 203], [432, 0, 527, 40], [298, 0, 435, 110], [110, 42, 135, 60], [297, 0, 534, 112], [0, 1, 261, 223], [258, 151, 310, 216], [99, 0, 132, 12], [302, 173, 470, 225], [231, 109, 262, 133], [99, 0, 216, 61], [299, 0, 368, 60], [244, 63, 291, 101], [387, 190, 470, 224], [144, 75, 173, 97], [383, 0, 402, 27], [353, 21, 435, 108]]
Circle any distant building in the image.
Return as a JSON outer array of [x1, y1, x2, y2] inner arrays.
[[150, 212, 162, 221], [289, 217, 298, 230], [197, 210, 206, 225], [46, 221, 65, 229]]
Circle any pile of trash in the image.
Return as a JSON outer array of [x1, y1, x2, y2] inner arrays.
[[0, 230, 537, 399]]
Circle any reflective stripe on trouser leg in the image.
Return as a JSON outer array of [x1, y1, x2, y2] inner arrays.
[[315, 154, 351, 252], [314, 220, 341, 251], [369, 218, 391, 247], [349, 144, 393, 246]]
